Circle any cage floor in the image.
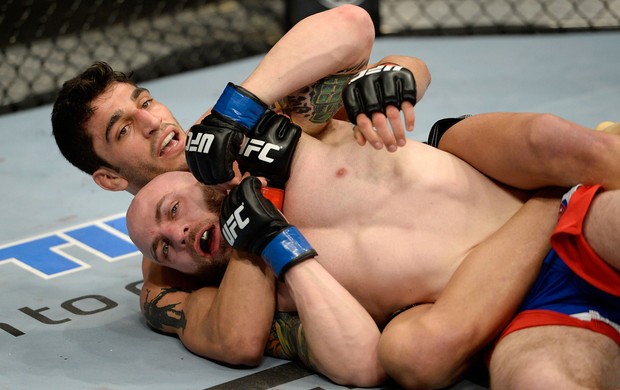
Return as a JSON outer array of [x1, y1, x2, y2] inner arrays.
[[2, 32, 619, 389]]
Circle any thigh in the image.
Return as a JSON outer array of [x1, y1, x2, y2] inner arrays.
[[583, 189, 620, 272], [490, 325, 620, 390], [437, 112, 538, 165], [438, 112, 602, 190]]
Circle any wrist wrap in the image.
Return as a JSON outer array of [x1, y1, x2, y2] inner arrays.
[[261, 226, 317, 280], [213, 83, 267, 130]]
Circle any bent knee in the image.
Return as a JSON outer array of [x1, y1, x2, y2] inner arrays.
[[523, 113, 570, 157]]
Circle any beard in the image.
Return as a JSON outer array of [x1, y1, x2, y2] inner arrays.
[[122, 160, 188, 193], [185, 184, 230, 284], [192, 256, 229, 286], [200, 183, 227, 214]]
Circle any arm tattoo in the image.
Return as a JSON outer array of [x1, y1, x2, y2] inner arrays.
[[280, 60, 368, 124], [264, 312, 316, 371], [285, 75, 350, 124], [142, 287, 189, 332]]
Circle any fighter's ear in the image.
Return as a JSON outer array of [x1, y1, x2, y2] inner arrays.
[[93, 167, 128, 192]]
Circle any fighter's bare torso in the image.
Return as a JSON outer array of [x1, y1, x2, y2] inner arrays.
[[281, 119, 528, 326]]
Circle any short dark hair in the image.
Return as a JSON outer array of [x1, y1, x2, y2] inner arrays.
[[51, 61, 135, 174]]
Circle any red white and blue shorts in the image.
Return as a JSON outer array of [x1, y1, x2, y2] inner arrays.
[[497, 185, 620, 345]]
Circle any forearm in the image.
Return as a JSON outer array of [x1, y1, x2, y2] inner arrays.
[[424, 191, 562, 379], [381, 192, 562, 389], [181, 252, 276, 366], [194, 6, 374, 126], [142, 258, 275, 367], [140, 257, 202, 334], [284, 259, 385, 387], [240, 4, 374, 105]]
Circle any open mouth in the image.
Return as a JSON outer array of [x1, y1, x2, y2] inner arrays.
[[199, 226, 216, 256], [159, 129, 181, 157]]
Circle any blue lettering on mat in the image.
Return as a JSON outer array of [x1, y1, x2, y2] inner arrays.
[[0, 214, 138, 279]]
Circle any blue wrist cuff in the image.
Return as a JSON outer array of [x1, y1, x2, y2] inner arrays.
[[213, 83, 266, 131], [261, 226, 315, 278]]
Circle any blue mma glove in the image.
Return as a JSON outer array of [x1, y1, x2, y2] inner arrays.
[[220, 176, 317, 280], [185, 83, 267, 184]]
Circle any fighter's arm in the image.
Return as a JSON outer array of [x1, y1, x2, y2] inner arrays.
[[379, 189, 562, 389], [186, 5, 377, 186], [141, 253, 327, 373], [222, 177, 385, 387], [279, 260, 385, 387], [435, 112, 620, 190], [194, 4, 375, 126], [346, 55, 431, 151], [140, 252, 276, 366]]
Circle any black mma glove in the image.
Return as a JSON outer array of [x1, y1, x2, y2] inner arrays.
[[185, 82, 268, 184], [220, 176, 317, 280], [342, 64, 417, 125], [186, 82, 301, 188], [238, 110, 302, 189], [185, 112, 245, 184]]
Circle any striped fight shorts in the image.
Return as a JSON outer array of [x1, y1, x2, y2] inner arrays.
[[497, 185, 620, 345]]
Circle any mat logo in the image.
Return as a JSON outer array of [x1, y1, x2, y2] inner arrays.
[[0, 214, 138, 279]]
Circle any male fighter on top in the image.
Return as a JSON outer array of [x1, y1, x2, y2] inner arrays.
[[127, 60, 620, 388]]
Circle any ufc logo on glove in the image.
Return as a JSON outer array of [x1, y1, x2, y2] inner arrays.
[[222, 203, 249, 245], [239, 138, 281, 163], [185, 131, 215, 153], [349, 64, 403, 83]]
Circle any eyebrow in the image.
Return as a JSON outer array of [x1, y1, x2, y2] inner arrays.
[[132, 87, 149, 101], [155, 193, 167, 224], [103, 87, 150, 143], [150, 193, 168, 263], [104, 110, 122, 143]]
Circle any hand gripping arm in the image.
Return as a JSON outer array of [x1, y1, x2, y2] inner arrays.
[[220, 176, 315, 280]]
